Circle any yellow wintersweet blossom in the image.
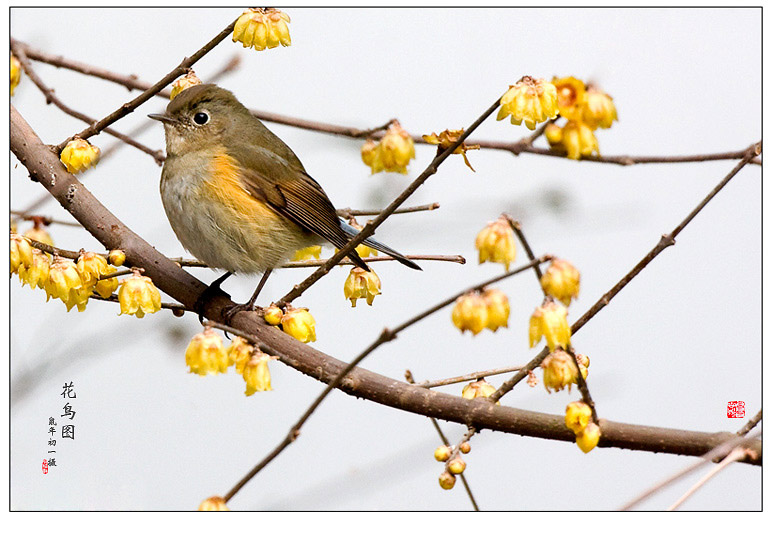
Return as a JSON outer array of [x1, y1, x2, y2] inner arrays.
[[561, 120, 599, 161], [198, 496, 229, 511], [361, 122, 415, 175], [76, 252, 118, 299], [10, 233, 33, 274], [22, 224, 54, 248], [227, 336, 254, 370], [343, 267, 382, 307], [422, 128, 480, 171], [540, 349, 578, 393], [292, 245, 322, 261], [582, 85, 618, 129], [11, 53, 21, 96], [461, 378, 497, 400], [575, 422, 601, 453], [482, 288, 510, 332], [451, 292, 488, 335], [18, 249, 50, 290], [540, 258, 580, 306], [108, 249, 126, 267], [45, 256, 90, 312], [497, 76, 559, 130], [185, 327, 229, 376], [117, 270, 162, 318], [475, 216, 516, 270], [60, 138, 100, 174], [552, 76, 587, 121], [281, 307, 316, 343], [232, 8, 291, 51], [263, 304, 284, 326], [240, 350, 274, 395], [170, 70, 202, 100], [565, 401, 592, 435], [529, 300, 571, 351]]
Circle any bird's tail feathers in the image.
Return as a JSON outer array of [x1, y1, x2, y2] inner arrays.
[[339, 220, 422, 271]]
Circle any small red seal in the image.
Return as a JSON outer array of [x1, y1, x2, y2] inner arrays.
[[42, 460, 49, 474], [727, 401, 745, 418]]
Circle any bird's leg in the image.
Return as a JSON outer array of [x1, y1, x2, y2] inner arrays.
[[222, 268, 273, 322], [194, 271, 233, 323]]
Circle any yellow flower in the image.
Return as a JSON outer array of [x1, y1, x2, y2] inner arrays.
[[540, 349, 578, 393], [108, 249, 126, 267], [292, 245, 322, 261], [227, 336, 254, 371], [60, 138, 100, 174], [475, 216, 516, 270], [582, 85, 617, 129], [575, 422, 601, 454], [241, 350, 274, 395], [76, 251, 118, 299], [22, 225, 53, 248], [198, 496, 229, 511], [363, 122, 415, 174], [422, 128, 480, 171], [11, 53, 21, 96], [461, 378, 497, 400], [343, 267, 382, 307], [565, 401, 593, 434], [232, 8, 291, 51], [263, 304, 284, 326], [94, 267, 119, 299], [544, 122, 563, 146], [448, 458, 466, 475], [117, 270, 162, 318], [45, 256, 90, 312], [185, 327, 229, 376], [482, 288, 509, 331], [529, 300, 571, 351], [281, 307, 316, 343], [552, 76, 587, 121], [170, 70, 202, 100], [18, 248, 50, 290], [438, 471, 456, 490], [10, 233, 33, 274], [576, 353, 590, 381], [540, 258, 580, 306], [497, 76, 559, 130], [434, 445, 452, 462], [451, 292, 488, 335], [561, 120, 599, 160]]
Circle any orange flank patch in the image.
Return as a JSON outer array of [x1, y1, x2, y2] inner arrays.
[[204, 151, 275, 221]]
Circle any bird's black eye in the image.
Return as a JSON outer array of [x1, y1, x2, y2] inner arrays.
[[193, 111, 209, 125]]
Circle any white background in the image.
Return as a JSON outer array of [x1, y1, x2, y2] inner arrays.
[[9, 7, 761, 512]]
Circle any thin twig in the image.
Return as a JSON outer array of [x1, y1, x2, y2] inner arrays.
[[10, 40, 165, 165], [620, 431, 760, 510], [737, 410, 762, 436], [667, 447, 748, 511], [278, 97, 504, 306], [91, 292, 189, 313], [489, 142, 761, 403], [417, 364, 525, 389], [567, 348, 598, 424], [11, 211, 82, 228], [405, 370, 479, 511], [503, 214, 543, 282], [336, 202, 440, 218]]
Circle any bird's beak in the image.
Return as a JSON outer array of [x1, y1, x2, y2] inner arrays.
[[148, 113, 177, 124]]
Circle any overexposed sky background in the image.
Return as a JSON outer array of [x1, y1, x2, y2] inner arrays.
[[9, 7, 761, 512]]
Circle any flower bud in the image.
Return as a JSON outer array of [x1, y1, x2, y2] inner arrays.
[[263, 304, 284, 326], [461, 378, 497, 401], [22, 224, 54, 248], [529, 300, 571, 351], [228, 336, 254, 371], [18, 248, 50, 290], [242, 350, 274, 395], [552, 76, 587, 121], [448, 457, 466, 475], [565, 401, 593, 434], [540, 258, 580, 306], [582, 85, 618, 129], [108, 249, 126, 267], [198, 496, 229, 511], [438, 471, 456, 490], [540, 349, 578, 393], [185, 327, 229, 376], [11, 53, 21, 96], [170, 70, 202, 100], [10, 233, 33, 274], [459, 442, 471, 454], [575, 422, 601, 454], [343, 267, 382, 307], [232, 8, 291, 51], [497, 75, 559, 130], [475, 216, 516, 270], [292, 245, 322, 261], [451, 292, 488, 335], [526, 370, 538, 388], [117, 270, 162, 318], [544, 122, 563, 146], [561, 120, 599, 161], [576, 353, 590, 381], [482, 288, 510, 331], [281, 307, 316, 343], [60, 138, 100, 174], [434, 445, 452, 462]]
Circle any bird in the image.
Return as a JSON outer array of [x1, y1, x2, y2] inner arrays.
[[149, 84, 420, 319]]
